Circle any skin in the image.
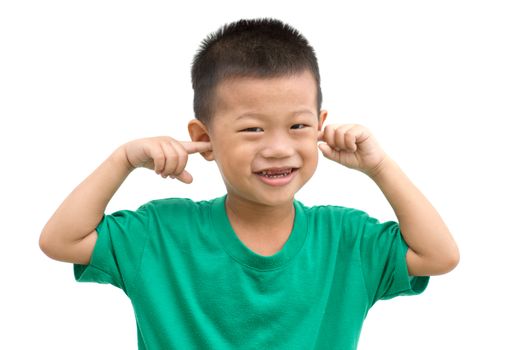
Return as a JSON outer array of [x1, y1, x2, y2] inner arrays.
[[40, 69, 459, 275]]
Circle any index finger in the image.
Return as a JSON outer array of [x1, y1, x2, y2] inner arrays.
[[180, 141, 212, 154], [317, 129, 325, 142]]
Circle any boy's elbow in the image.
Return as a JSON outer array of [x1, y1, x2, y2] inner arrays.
[[439, 248, 460, 274], [39, 228, 60, 260], [434, 245, 460, 275], [39, 226, 68, 261], [409, 243, 460, 276], [430, 232, 460, 275], [39, 226, 97, 265]]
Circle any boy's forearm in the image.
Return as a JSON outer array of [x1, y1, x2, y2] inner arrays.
[[370, 157, 459, 275], [40, 147, 133, 252]]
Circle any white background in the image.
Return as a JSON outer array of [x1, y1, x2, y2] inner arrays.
[[1, 1, 523, 349]]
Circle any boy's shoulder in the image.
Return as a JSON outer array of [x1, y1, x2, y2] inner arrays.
[[298, 200, 372, 221], [122, 196, 221, 226], [299, 200, 397, 238]]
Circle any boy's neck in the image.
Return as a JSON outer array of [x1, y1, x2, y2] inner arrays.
[[224, 194, 295, 252]]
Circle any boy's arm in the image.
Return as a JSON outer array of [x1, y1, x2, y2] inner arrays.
[[39, 137, 211, 265], [39, 146, 132, 265], [369, 156, 459, 276], [318, 124, 459, 276]]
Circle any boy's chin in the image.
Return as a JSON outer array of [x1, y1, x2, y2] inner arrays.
[[250, 187, 304, 207]]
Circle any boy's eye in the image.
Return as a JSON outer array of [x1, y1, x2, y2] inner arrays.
[[241, 127, 264, 132], [291, 124, 308, 130]]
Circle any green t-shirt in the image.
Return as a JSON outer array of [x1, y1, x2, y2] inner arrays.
[[75, 195, 429, 349]]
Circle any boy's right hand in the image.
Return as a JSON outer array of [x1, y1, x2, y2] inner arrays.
[[122, 136, 212, 184]]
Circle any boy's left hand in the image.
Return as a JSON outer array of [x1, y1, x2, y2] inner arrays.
[[318, 124, 388, 177]]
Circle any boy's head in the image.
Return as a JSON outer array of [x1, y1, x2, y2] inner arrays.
[[188, 18, 328, 206]]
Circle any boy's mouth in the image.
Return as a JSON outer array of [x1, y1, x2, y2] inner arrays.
[[254, 167, 297, 178], [253, 167, 299, 187]]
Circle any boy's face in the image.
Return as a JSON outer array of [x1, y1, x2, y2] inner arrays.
[[190, 70, 327, 207]]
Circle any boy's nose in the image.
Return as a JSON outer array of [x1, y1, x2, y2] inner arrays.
[[259, 134, 295, 159]]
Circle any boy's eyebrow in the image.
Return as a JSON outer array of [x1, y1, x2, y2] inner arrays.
[[235, 109, 315, 120]]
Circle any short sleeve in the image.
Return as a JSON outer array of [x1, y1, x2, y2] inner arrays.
[[73, 203, 151, 294], [357, 213, 429, 306]]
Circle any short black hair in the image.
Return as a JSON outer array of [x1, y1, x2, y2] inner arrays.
[[191, 18, 322, 125]]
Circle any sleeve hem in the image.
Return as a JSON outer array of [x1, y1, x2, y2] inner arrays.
[[381, 236, 430, 300], [73, 262, 118, 286]]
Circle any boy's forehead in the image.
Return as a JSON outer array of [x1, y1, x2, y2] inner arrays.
[[214, 72, 317, 117]]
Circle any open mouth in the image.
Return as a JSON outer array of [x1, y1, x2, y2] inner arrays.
[[255, 168, 297, 178]]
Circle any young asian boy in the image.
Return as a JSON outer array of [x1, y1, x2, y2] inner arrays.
[[39, 18, 459, 349]]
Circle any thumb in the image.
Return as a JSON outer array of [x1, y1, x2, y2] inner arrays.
[[172, 170, 194, 184]]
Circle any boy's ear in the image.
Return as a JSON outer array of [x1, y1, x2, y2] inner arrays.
[[318, 109, 328, 130], [188, 119, 214, 161]]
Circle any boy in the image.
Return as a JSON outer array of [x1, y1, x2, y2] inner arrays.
[[40, 18, 459, 349]]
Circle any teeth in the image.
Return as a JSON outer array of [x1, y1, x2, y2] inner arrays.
[[259, 168, 293, 177], [265, 173, 286, 178]]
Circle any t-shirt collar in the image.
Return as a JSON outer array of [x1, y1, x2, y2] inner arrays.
[[211, 195, 308, 271]]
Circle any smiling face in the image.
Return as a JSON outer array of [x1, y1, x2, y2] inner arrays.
[[190, 70, 327, 208]]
